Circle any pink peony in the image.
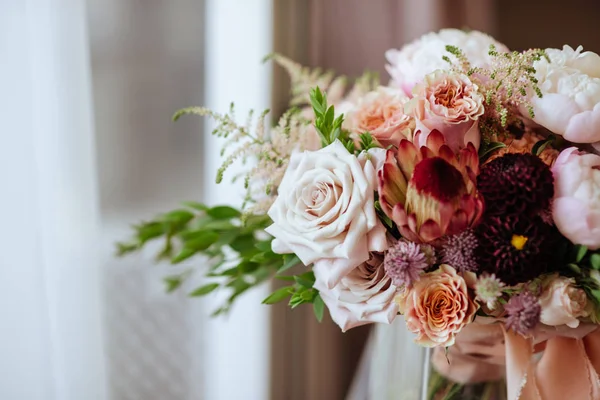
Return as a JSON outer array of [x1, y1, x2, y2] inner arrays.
[[344, 87, 414, 148], [406, 70, 484, 152], [529, 46, 600, 144], [539, 275, 588, 328], [314, 253, 398, 332], [551, 147, 600, 249], [395, 264, 478, 347]]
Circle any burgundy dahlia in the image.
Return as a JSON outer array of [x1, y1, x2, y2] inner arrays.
[[475, 215, 559, 285], [504, 291, 541, 336], [477, 153, 554, 218]]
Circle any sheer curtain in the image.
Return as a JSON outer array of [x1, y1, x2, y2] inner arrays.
[[0, 1, 106, 399], [1, 1, 272, 399]]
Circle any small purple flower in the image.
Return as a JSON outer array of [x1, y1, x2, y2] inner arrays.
[[441, 229, 479, 272], [504, 291, 541, 336], [384, 240, 431, 287]]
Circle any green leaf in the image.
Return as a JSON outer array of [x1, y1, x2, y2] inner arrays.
[[576, 245, 589, 263], [590, 289, 600, 304], [171, 247, 197, 264], [313, 294, 325, 322], [182, 201, 209, 212], [262, 286, 293, 304], [591, 253, 600, 270], [478, 141, 506, 160], [136, 222, 166, 243], [255, 241, 273, 253], [160, 209, 195, 224], [531, 135, 555, 156], [184, 231, 220, 251], [229, 234, 258, 256], [189, 283, 220, 297], [115, 242, 138, 256], [294, 275, 314, 288], [567, 263, 582, 275], [278, 254, 300, 273], [201, 219, 236, 231], [164, 276, 183, 293], [206, 206, 241, 219]]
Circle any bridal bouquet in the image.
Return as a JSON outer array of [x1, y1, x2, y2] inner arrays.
[[119, 29, 600, 399]]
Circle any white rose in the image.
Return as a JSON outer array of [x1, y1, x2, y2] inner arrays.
[[314, 253, 398, 331], [266, 142, 388, 288], [529, 45, 600, 145], [385, 29, 508, 95], [539, 275, 589, 328]]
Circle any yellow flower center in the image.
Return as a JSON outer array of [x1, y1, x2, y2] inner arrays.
[[511, 234, 529, 251]]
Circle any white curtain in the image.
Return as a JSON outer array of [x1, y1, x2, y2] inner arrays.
[[0, 1, 106, 400], [0, 1, 273, 399]]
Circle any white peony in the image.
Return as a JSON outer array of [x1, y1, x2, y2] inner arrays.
[[265, 142, 388, 288], [314, 253, 398, 332], [385, 29, 508, 95], [530, 45, 600, 145]]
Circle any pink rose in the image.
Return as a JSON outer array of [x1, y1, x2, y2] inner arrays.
[[552, 147, 600, 249], [529, 46, 600, 144], [539, 275, 588, 328], [314, 253, 398, 332], [406, 70, 484, 152], [395, 264, 478, 347], [344, 87, 414, 148]]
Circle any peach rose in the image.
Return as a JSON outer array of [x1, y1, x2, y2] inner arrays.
[[395, 264, 478, 347], [539, 275, 589, 328], [407, 70, 484, 152], [344, 87, 414, 148]]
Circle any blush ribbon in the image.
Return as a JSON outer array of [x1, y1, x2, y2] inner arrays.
[[432, 321, 600, 400]]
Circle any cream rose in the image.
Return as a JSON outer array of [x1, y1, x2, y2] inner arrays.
[[344, 87, 414, 147], [315, 253, 398, 332], [266, 142, 388, 289], [539, 275, 588, 328], [395, 264, 478, 347], [530, 45, 600, 145], [406, 70, 484, 152], [386, 29, 508, 95]]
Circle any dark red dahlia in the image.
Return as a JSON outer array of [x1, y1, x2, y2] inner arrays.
[[477, 153, 554, 218], [474, 215, 560, 285]]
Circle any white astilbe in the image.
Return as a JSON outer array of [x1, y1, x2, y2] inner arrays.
[[173, 105, 312, 215]]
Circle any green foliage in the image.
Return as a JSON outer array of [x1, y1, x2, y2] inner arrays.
[[478, 141, 507, 162], [310, 86, 346, 147], [531, 134, 556, 156], [559, 243, 600, 318], [358, 132, 380, 152], [263, 271, 325, 321], [117, 202, 323, 316]]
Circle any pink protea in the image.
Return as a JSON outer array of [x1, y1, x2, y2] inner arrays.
[[377, 130, 484, 243]]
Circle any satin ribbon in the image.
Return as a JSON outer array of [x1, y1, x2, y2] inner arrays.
[[432, 321, 600, 400]]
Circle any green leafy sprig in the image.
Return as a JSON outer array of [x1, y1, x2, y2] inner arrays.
[[263, 270, 325, 322], [310, 86, 354, 152], [117, 202, 325, 317]]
